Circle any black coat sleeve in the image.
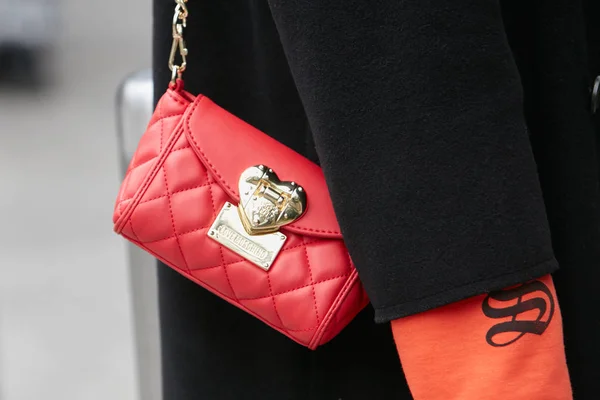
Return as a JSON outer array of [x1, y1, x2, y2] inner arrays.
[[266, 0, 558, 322]]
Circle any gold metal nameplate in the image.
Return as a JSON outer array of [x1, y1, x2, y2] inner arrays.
[[208, 202, 286, 271], [207, 165, 307, 271]]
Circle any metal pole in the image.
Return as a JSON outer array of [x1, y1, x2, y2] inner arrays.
[[115, 69, 162, 400]]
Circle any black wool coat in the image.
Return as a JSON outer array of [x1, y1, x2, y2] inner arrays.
[[151, 0, 600, 399]]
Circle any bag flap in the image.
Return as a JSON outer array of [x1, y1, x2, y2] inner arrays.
[[184, 95, 343, 239]]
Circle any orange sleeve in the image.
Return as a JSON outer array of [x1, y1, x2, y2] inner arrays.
[[391, 274, 572, 400]]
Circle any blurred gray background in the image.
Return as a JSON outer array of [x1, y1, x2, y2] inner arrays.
[[0, 0, 152, 398]]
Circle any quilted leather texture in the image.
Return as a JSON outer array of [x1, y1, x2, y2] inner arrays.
[[113, 87, 368, 349]]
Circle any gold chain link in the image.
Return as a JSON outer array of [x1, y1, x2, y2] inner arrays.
[[169, 0, 189, 82]]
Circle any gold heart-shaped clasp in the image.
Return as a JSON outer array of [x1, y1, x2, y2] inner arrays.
[[238, 165, 307, 235], [207, 165, 307, 270]]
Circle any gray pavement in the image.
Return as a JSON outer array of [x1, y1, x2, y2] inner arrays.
[[0, 0, 152, 398]]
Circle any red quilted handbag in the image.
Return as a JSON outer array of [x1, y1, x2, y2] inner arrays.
[[113, 0, 368, 349]]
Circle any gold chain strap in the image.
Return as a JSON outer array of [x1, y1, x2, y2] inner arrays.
[[169, 0, 189, 82]]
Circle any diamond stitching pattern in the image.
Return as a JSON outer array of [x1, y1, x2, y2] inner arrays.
[[114, 90, 367, 348], [114, 90, 190, 223], [161, 162, 191, 275]]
